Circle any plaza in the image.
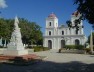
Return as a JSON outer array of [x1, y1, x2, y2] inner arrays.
[[0, 50, 94, 72]]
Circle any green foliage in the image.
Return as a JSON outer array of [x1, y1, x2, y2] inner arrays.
[[33, 46, 49, 52], [65, 45, 75, 49], [65, 45, 84, 50], [66, 17, 83, 33], [75, 45, 84, 50], [0, 18, 43, 45], [19, 18, 43, 45], [66, 20, 72, 27], [0, 18, 14, 41], [74, 0, 94, 25]]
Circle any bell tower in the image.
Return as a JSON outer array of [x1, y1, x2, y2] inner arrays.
[[71, 11, 84, 35], [45, 13, 58, 36], [46, 13, 58, 28], [71, 11, 82, 26]]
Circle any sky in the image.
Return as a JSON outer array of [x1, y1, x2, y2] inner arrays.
[[0, 0, 93, 37]]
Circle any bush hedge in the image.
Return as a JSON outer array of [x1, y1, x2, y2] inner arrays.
[[65, 45, 84, 50], [33, 46, 50, 52]]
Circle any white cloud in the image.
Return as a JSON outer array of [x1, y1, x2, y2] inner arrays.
[[0, 0, 7, 8]]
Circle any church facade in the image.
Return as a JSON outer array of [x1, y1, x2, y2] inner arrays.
[[43, 11, 87, 49]]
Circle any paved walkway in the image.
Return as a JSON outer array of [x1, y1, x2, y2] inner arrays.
[[0, 50, 94, 72], [33, 50, 94, 64]]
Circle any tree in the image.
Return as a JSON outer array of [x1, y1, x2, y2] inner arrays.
[[0, 18, 14, 42], [18, 18, 43, 46], [0, 18, 43, 46], [66, 11, 83, 32], [74, 0, 94, 27]]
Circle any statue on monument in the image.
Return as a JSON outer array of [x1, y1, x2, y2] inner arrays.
[[3, 16, 28, 56], [4, 16, 28, 56], [7, 16, 24, 50]]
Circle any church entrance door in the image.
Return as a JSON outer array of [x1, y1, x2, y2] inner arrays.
[[75, 39, 80, 45], [48, 40, 52, 49], [61, 40, 65, 48]]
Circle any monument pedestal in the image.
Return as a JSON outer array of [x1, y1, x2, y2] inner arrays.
[[3, 49, 28, 56]]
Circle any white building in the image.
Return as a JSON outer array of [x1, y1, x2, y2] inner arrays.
[[43, 11, 87, 49]]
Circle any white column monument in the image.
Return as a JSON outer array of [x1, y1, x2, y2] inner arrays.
[[90, 30, 93, 54], [3, 16, 28, 56]]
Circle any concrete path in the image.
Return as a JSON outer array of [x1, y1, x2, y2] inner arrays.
[[0, 50, 94, 72], [33, 50, 94, 64]]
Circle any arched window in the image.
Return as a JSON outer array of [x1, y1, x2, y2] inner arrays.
[[75, 39, 80, 45], [49, 22, 51, 26], [62, 31, 64, 35], [49, 31, 51, 35]]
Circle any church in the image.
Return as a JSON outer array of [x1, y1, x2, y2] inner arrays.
[[43, 11, 87, 49]]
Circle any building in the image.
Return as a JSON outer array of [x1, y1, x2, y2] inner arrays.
[[43, 11, 87, 49]]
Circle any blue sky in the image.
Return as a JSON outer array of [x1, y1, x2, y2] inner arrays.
[[0, 0, 93, 37]]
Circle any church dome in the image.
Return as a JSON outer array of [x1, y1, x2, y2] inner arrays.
[[48, 13, 57, 18]]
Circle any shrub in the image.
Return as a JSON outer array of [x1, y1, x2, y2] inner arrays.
[[65, 45, 84, 50], [65, 45, 75, 49], [75, 45, 84, 50], [33, 46, 49, 52]]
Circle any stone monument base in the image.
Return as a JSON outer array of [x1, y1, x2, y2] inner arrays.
[[3, 49, 28, 56]]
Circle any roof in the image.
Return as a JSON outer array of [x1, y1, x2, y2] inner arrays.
[[48, 13, 57, 18]]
